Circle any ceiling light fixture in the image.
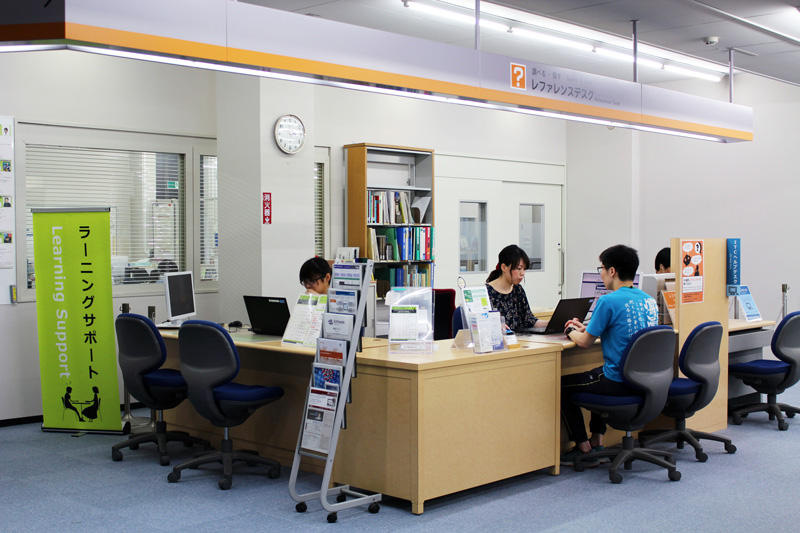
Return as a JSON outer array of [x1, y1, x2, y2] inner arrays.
[[410, 0, 727, 81]]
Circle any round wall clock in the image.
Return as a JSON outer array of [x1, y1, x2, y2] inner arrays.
[[274, 114, 306, 154]]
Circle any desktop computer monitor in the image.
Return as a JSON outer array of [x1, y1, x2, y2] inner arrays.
[[164, 271, 197, 322], [580, 271, 641, 315]]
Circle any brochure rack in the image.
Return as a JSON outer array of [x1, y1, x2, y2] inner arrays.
[[288, 260, 381, 523]]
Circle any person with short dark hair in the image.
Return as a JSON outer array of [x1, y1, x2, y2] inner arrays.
[[655, 246, 671, 273], [559, 244, 658, 466], [485, 244, 548, 332], [299, 257, 331, 295]]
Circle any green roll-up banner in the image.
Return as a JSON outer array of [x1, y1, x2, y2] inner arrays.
[[33, 208, 122, 432]]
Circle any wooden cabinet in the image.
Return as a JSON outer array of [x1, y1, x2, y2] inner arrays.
[[345, 143, 434, 297]]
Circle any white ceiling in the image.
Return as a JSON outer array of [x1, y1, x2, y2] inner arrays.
[[240, 0, 800, 86]]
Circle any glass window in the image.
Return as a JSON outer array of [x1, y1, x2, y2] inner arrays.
[[519, 204, 544, 271], [199, 155, 219, 281], [459, 201, 487, 272]]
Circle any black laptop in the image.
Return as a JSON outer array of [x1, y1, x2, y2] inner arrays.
[[243, 295, 291, 336], [519, 297, 594, 335]]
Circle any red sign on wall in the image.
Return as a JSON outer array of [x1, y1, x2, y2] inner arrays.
[[263, 192, 272, 224]]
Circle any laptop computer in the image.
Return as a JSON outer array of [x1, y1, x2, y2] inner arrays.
[[518, 297, 594, 335], [243, 295, 291, 336]]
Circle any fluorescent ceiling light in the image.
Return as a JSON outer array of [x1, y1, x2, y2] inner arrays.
[[406, 2, 508, 32], [0, 44, 65, 53], [664, 64, 722, 82], [514, 28, 594, 53], [594, 47, 663, 70], [417, 0, 727, 80]]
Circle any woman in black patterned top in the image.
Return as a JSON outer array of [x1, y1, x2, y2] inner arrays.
[[486, 245, 549, 332]]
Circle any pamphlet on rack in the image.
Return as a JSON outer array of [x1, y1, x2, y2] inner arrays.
[[469, 311, 505, 354], [389, 305, 419, 341], [312, 363, 342, 392], [317, 337, 348, 366], [328, 288, 359, 315], [734, 285, 762, 321], [322, 312, 354, 341], [300, 387, 338, 454], [282, 293, 328, 347], [332, 262, 363, 289]]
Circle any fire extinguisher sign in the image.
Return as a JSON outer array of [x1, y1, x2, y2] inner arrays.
[[263, 192, 272, 224]]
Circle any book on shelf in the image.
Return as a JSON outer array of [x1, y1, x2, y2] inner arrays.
[[411, 196, 431, 223]]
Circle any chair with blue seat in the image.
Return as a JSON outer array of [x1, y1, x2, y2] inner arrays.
[[570, 325, 680, 483], [167, 320, 284, 490], [111, 313, 208, 466], [452, 306, 465, 336], [729, 311, 800, 431], [638, 321, 736, 460]]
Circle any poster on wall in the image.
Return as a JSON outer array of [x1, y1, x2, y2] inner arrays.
[[0, 115, 15, 304], [33, 208, 122, 432], [680, 239, 704, 304]]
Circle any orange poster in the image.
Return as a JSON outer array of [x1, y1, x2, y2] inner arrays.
[[679, 239, 704, 304]]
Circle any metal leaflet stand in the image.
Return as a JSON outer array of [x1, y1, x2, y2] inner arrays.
[[288, 260, 381, 523]]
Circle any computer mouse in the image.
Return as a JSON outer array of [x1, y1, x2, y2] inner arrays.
[[228, 320, 243, 328]]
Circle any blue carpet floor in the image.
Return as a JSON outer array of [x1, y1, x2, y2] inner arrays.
[[2, 386, 799, 532]]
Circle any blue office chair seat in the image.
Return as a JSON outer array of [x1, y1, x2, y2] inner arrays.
[[638, 322, 735, 461], [112, 314, 208, 466], [570, 326, 680, 483], [729, 311, 800, 430], [215, 382, 284, 403], [143, 368, 186, 388], [729, 359, 790, 375], [168, 320, 285, 490]]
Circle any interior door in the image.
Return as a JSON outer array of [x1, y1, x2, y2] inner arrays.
[[499, 181, 563, 309]]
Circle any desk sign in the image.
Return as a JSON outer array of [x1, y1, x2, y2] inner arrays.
[[32, 208, 121, 432]]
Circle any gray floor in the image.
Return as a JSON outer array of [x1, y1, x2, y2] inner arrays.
[[2, 387, 800, 532]]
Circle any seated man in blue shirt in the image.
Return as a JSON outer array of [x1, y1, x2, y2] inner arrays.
[[560, 244, 658, 465]]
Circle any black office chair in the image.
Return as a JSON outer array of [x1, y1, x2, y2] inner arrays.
[[729, 311, 800, 431], [570, 326, 680, 483], [167, 320, 284, 490], [638, 321, 736, 460], [111, 313, 207, 465], [452, 306, 465, 336], [433, 288, 456, 339]]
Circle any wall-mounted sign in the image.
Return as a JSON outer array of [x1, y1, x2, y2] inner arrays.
[[263, 192, 272, 224]]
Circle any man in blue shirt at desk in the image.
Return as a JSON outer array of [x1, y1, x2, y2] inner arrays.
[[560, 244, 658, 465]]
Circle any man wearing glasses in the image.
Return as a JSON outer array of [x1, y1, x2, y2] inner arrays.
[[299, 256, 332, 295], [559, 244, 658, 466]]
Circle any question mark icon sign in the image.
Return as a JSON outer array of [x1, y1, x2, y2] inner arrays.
[[511, 63, 526, 89]]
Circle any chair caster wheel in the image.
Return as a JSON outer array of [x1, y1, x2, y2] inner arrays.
[[668, 469, 681, 481], [111, 449, 123, 462], [159, 455, 171, 466], [368, 503, 380, 514], [786, 411, 796, 418], [609, 471, 623, 484], [731, 415, 743, 425], [336, 493, 346, 503], [695, 451, 708, 463], [295, 502, 307, 513], [778, 421, 789, 431], [574, 463, 585, 472], [267, 466, 281, 479], [327, 512, 338, 523], [129, 442, 139, 450], [218, 477, 232, 490], [167, 471, 180, 483], [725, 443, 737, 454]]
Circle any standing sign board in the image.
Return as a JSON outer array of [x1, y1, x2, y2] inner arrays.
[[680, 239, 704, 304], [33, 208, 122, 432]]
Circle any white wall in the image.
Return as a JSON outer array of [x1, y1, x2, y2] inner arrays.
[[0, 50, 218, 419]]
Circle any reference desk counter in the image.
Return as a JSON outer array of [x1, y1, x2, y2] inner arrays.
[[159, 330, 387, 470], [332, 339, 563, 514]]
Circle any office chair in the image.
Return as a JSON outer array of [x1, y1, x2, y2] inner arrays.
[[638, 322, 736, 461], [729, 311, 800, 431], [167, 320, 284, 490], [452, 306, 465, 336], [111, 313, 208, 465], [433, 288, 456, 339], [570, 326, 680, 483]]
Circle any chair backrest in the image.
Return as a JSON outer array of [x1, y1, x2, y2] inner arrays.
[[115, 313, 167, 406], [433, 288, 456, 340], [621, 325, 676, 428], [679, 321, 723, 412], [178, 320, 240, 426], [772, 311, 800, 388], [452, 305, 465, 336]]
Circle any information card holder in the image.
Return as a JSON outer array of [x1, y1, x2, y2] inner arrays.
[[386, 286, 434, 354], [288, 260, 382, 523]]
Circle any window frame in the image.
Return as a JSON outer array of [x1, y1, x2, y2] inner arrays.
[[458, 200, 488, 273], [15, 122, 217, 302]]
